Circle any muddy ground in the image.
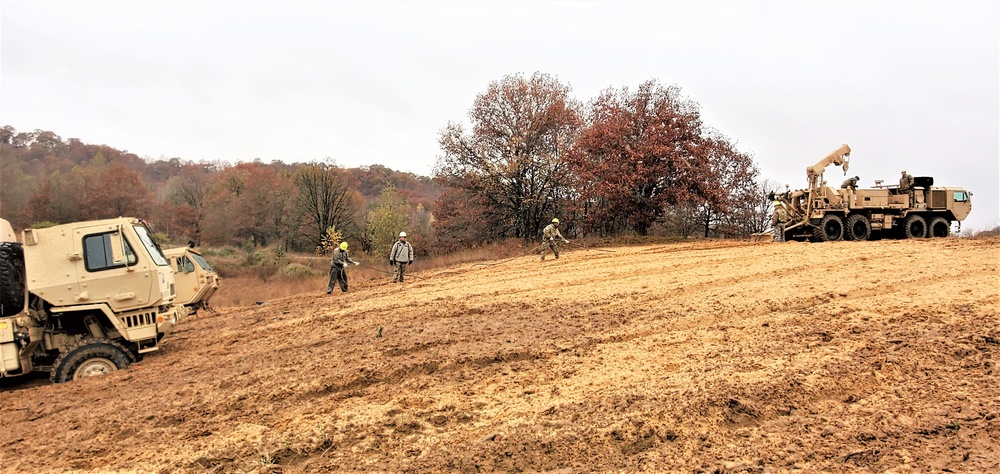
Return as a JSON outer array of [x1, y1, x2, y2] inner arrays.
[[0, 237, 997, 473]]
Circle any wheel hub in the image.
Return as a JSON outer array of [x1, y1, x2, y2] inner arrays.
[[73, 357, 118, 380]]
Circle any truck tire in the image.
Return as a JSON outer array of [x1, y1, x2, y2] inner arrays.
[[50, 338, 133, 383], [844, 214, 871, 241], [0, 242, 26, 317], [928, 217, 950, 238], [813, 215, 844, 242], [902, 215, 927, 239]]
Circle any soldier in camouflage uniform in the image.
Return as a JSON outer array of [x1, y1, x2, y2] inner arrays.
[[840, 175, 860, 206], [540, 218, 569, 260], [840, 176, 859, 190], [899, 169, 915, 205], [772, 203, 790, 242]]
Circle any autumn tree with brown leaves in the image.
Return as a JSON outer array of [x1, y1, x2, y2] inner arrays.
[[200, 162, 295, 248], [82, 164, 152, 220], [435, 73, 583, 242], [568, 80, 715, 236], [689, 135, 761, 237]]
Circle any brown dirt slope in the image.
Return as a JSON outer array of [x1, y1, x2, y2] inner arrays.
[[1, 238, 998, 473]]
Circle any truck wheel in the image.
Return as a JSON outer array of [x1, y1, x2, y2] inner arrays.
[[0, 242, 26, 317], [813, 215, 844, 242], [50, 338, 133, 383], [928, 217, 950, 238], [844, 214, 871, 241], [902, 215, 927, 239]]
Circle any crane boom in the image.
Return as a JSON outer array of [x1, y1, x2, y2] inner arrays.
[[806, 144, 851, 189]]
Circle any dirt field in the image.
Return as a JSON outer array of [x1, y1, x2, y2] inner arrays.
[[1, 237, 997, 473]]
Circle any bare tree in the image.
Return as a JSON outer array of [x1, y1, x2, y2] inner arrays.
[[294, 164, 362, 248]]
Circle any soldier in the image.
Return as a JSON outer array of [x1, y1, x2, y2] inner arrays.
[[899, 169, 915, 204], [327, 241, 359, 294], [540, 218, 569, 260], [840, 175, 860, 207], [840, 176, 860, 190], [389, 231, 414, 283], [772, 202, 789, 242]]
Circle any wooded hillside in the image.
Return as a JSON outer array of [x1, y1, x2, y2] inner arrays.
[[0, 126, 441, 255], [2, 73, 781, 256]]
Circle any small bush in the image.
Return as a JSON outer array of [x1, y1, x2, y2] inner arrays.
[[972, 225, 1000, 238], [280, 263, 319, 278]]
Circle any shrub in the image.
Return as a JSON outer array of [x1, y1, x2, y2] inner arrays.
[[281, 263, 319, 278]]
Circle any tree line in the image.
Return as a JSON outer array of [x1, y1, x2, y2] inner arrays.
[[0, 128, 440, 256], [1, 72, 775, 257], [434, 73, 775, 249]]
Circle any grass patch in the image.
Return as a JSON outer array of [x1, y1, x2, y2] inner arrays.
[[199, 235, 718, 308]]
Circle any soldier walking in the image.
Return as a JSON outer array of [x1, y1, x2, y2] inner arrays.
[[540, 218, 569, 260], [389, 231, 414, 283], [327, 241, 359, 294]]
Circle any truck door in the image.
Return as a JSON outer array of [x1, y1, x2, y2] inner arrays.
[[75, 225, 154, 313]]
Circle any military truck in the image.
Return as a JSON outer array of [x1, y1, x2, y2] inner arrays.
[[164, 247, 220, 315], [771, 144, 973, 242], [0, 217, 181, 382]]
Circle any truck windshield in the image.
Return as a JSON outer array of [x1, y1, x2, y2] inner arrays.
[[189, 252, 214, 272], [133, 225, 169, 266]]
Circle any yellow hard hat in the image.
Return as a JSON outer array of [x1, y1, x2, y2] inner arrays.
[[552, 218, 559, 223], [339, 242, 348, 250]]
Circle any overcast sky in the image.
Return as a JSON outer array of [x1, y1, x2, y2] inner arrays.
[[2, 0, 998, 232]]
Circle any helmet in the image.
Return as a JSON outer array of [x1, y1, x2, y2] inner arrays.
[[901, 169, 907, 174], [552, 218, 559, 223], [399, 231, 407, 237], [339, 242, 348, 250]]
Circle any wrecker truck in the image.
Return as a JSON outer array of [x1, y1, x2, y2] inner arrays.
[[771, 144, 972, 242]]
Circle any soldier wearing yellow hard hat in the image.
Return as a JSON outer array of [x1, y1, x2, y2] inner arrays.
[[327, 241, 360, 294]]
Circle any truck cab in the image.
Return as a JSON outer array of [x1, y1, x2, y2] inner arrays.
[[2, 217, 181, 382], [164, 247, 221, 315]]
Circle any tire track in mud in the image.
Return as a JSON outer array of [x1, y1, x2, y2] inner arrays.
[[1, 238, 997, 473], [334, 240, 996, 406]]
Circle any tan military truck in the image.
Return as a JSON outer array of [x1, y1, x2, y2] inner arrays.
[[771, 145, 973, 242], [0, 217, 181, 382], [164, 247, 220, 315]]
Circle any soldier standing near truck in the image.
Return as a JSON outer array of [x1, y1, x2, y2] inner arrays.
[[772, 203, 790, 242], [899, 169, 915, 204], [327, 242, 359, 294]]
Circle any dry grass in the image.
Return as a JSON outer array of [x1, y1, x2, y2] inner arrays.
[[211, 258, 392, 307], [205, 235, 708, 308]]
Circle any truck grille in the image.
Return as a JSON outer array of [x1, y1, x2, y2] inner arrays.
[[121, 311, 156, 328]]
